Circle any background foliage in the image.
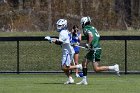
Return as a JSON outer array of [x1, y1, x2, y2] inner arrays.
[[0, 0, 140, 32]]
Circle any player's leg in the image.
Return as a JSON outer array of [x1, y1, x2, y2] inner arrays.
[[62, 66, 74, 84], [62, 65, 82, 71], [76, 58, 88, 85], [93, 62, 109, 72], [93, 62, 120, 76], [74, 53, 80, 77], [61, 53, 74, 84], [93, 49, 120, 76], [62, 52, 82, 71], [77, 50, 95, 85]]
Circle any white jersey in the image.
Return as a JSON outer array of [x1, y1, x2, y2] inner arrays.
[[58, 29, 75, 66]]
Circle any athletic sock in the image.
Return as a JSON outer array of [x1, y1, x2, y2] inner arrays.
[[76, 65, 79, 68], [83, 68, 87, 76], [109, 66, 115, 70], [76, 64, 81, 68], [83, 76, 87, 79], [69, 76, 73, 80]]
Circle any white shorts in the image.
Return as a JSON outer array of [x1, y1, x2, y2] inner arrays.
[[61, 51, 74, 66]]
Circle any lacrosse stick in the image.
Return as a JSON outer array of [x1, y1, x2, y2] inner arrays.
[[74, 44, 101, 51]]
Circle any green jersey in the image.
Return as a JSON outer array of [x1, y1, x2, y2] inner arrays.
[[83, 25, 101, 62], [83, 25, 100, 48]]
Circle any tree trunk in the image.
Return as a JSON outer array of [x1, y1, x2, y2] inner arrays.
[[80, 0, 83, 17], [124, 0, 131, 27], [47, 0, 52, 31], [132, 0, 140, 17], [13, 0, 19, 8]]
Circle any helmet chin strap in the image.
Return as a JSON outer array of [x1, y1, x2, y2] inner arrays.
[[57, 29, 61, 32], [57, 26, 67, 32], [82, 23, 85, 28]]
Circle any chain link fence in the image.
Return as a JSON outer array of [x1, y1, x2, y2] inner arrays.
[[0, 36, 139, 74]]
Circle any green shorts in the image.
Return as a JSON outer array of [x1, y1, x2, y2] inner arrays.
[[85, 49, 101, 62]]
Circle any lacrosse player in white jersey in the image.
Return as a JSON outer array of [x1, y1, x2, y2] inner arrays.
[[45, 19, 82, 84]]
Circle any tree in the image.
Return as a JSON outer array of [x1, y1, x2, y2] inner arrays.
[[132, 0, 140, 17], [47, 0, 52, 31], [124, 0, 131, 26], [14, 0, 19, 7]]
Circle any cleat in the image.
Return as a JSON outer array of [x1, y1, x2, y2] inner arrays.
[[76, 79, 88, 85], [64, 79, 74, 84], [114, 64, 120, 76], [76, 74, 80, 78], [79, 73, 83, 77]]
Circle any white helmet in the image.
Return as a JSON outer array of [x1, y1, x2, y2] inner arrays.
[[80, 16, 91, 26], [56, 19, 67, 32]]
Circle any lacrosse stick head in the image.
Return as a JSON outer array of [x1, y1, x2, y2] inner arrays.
[[56, 19, 67, 32]]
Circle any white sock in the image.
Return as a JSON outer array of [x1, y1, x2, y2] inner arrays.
[[108, 66, 115, 70], [76, 65, 80, 68], [76, 73, 79, 76], [69, 76, 73, 80], [83, 76, 87, 80]]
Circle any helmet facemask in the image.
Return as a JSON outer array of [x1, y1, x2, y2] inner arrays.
[[80, 16, 91, 28], [56, 19, 67, 32]]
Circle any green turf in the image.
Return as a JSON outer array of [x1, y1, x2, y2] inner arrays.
[[0, 31, 139, 93], [0, 74, 139, 93]]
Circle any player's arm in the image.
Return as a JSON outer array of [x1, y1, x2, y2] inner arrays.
[[87, 32, 93, 45], [84, 32, 93, 49], [53, 39, 63, 45], [78, 33, 82, 42], [44, 36, 63, 45]]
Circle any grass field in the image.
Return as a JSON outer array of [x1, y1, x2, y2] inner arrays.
[[0, 31, 139, 93], [0, 74, 139, 93]]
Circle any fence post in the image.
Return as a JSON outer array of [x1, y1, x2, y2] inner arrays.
[[125, 40, 127, 74], [17, 40, 20, 74]]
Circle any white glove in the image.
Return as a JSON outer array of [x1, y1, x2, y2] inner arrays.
[[45, 36, 52, 43], [85, 44, 89, 49], [45, 36, 51, 40]]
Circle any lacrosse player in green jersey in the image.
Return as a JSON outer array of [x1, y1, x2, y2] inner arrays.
[[76, 16, 120, 85]]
